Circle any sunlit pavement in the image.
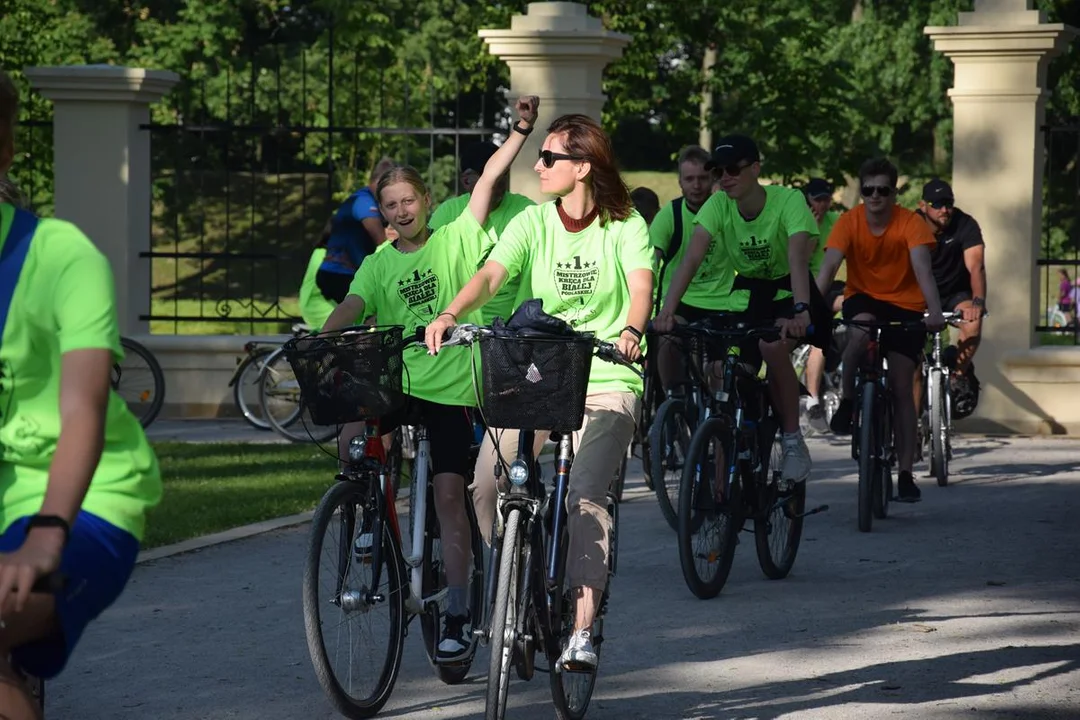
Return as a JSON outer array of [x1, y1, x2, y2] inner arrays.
[[53, 433, 1080, 719]]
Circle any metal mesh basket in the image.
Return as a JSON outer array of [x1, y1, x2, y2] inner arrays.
[[283, 326, 406, 425], [479, 334, 595, 431]]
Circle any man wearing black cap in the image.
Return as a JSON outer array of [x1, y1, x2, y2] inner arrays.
[[917, 178, 986, 382], [654, 134, 831, 485], [429, 140, 535, 323]]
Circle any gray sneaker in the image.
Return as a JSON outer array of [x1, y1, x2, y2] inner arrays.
[[780, 435, 812, 483], [558, 629, 597, 671]]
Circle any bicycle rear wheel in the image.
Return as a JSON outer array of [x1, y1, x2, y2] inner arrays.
[[114, 337, 166, 428], [857, 383, 876, 533], [649, 397, 694, 531], [232, 347, 274, 429], [930, 369, 949, 486], [677, 417, 739, 599], [753, 421, 805, 579], [485, 508, 522, 720], [303, 479, 406, 719]]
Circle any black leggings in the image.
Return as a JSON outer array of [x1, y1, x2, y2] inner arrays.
[[315, 269, 354, 304], [383, 398, 474, 477]]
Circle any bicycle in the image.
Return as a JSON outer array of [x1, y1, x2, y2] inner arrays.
[[791, 325, 845, 437], [259, 326, 339, 444], [9, 571, 67, 716], [286, 325, 485, 718], [111, 337, 166, 429], [630, 332, 664, 495], [837, 317, 929, 533], [675, 320, 828, 599], [438, 323, 638, 720], [228, 322, 312, 430], [647, 323, 716, 532]]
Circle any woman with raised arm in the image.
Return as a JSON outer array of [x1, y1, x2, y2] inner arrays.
[[425, 114, 653, 671], [321, 96, 539, 661]]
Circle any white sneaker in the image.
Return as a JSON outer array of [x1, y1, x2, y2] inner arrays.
[[780, 434, 812, 483], [558, 629, 597, 671]]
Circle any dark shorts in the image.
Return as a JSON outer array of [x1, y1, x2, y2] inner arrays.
[[383, 397, 475, 477], [674, 301, 718, 325], [941, 290, 973, 313], [4, 511, 140, 679], [842, 293, 926, 362], [315, 269, 354, 304]]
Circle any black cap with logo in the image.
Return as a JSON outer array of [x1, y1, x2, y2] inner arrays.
[[804, 177, 833, 199], [704, 135, 760, 171], [922, 178, 954, 203]]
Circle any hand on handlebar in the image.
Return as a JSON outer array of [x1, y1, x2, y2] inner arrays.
[[924, 310, 946, 332], [653, 308, 676, 334], [615, 331, 642, 363], [960, 305, 984, 324], [778, 311, 810, 341], [424, 313, 458, 355]]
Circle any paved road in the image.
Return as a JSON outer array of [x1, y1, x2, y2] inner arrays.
[[51, 434, 1080, 719]]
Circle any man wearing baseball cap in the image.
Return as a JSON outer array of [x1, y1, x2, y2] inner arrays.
[[916, 178, 987, 418], [428, 140, 535, 324], [654, 134, 832, 486]]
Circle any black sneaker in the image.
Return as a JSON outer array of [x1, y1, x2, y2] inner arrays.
[[436, 612, 472, 662], [897, 471, 922, 503], [830, 398, 853, 435]]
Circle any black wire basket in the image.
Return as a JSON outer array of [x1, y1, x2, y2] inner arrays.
[[479, 334, 595, 431], [283, 326, 406, 425]]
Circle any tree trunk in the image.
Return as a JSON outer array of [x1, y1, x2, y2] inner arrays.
[[699, 44, 717, 150]]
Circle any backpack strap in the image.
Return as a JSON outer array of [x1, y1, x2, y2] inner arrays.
[[0, 208, 39, 338], [664, 197, 685, 263]]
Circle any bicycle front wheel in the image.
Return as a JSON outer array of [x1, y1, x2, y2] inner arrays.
[[303, 479, 406, 719], [930, 369, 949, 486], [649, 397, 694, 531], [857, 383, 876, 533], [485, 508, 522, 720], [677, 417, 739, 599], [114, 337, 166, 428], [753, 421, 806, 580]]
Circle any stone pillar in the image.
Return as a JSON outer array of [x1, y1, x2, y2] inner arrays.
[[926, 1, 1078, 434], [479, 2, 630, 203], [23, 65, 179, 336]]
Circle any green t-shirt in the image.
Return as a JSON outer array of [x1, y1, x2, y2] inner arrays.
[[812, 209, 842, 274], [349, 208, 492, 407], [298, 247, 336, 331], [649, 198, 743, 311], [0, 205, 162, 541], [694, 185, 820, 302], [430, 192, 536, 324], [489, 203, 653, 396]]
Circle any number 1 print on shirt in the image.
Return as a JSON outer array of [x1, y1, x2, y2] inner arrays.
[[397, 268, 440, 321], [740, 234, 769, 264], [554, 255, 599, 314]]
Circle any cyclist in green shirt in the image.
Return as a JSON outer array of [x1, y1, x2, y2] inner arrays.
[[297, 217, 337, 331], [322, 96, 539, 663], [654, 135, 831, 486], [0, 70, 162, 718], [426, 113, 653, 671]]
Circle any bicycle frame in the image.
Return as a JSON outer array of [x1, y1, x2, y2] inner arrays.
[[851, 325, 892, 463]]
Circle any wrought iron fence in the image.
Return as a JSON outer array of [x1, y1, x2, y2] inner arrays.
[[1037, 121, 1080, 344]]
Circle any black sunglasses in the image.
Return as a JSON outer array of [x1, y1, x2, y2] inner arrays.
[[861, 184, 894, 198], [927, 199, 954, 210], [715, 162, 752, 178], [538, 149, 583, 168]]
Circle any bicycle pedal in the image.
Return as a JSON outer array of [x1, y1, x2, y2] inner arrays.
[[558, 660, 596, 674]]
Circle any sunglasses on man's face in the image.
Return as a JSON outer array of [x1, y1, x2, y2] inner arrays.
[[928, 200, 954, 210], [861, 184, 894, 198], [717, 162, 752, 178], [538, 149, 583, 168]]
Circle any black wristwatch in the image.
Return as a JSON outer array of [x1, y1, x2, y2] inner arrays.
[[512, 122, 534, 137], [793, 302, 810, 315], [25, 514, 71, 545], [972, 297, 985, 308]]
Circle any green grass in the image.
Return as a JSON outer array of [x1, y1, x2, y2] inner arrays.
[[622, 170, 681, 205], [143, 442, 339, 549]]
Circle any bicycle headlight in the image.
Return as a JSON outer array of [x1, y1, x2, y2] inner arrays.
[[507, 460, 530, 486], [348, 436, 366, 463]]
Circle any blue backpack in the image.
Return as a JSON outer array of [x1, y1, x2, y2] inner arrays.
[[0, 208, 39, 337]]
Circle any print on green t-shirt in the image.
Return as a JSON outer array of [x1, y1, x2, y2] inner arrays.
[[649, 197, 743, 311], [298, 247, 337, 330], [489, 203, 653, 396], [430, 192, 535, 324], [694, 185, 819, 301], [349, 207, 493, 407], [0, 204, 162, 541]]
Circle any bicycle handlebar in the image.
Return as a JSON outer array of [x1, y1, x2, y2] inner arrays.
[[650, 318, 784, 344]]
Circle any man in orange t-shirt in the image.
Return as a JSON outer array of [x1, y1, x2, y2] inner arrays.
[[815, 157, 944, 502]]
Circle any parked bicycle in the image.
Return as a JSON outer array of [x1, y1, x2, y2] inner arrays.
[[287, 325, 484, 718], [675, 320, 827, 599], [227, 322, 312, 431], [259, 324, 340, 443], [111, 337, 166, 429], [438, 323, 637, 720]]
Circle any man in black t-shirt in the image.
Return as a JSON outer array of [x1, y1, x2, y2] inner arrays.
[[917, 179, 986, 374]]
